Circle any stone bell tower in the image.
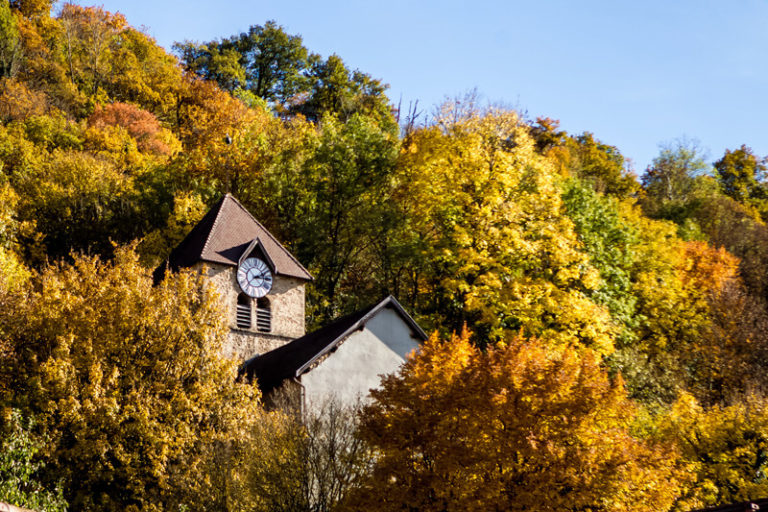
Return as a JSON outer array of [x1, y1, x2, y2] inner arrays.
[[155, 194, 313, 360]]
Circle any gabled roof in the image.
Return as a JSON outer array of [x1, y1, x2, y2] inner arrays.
[[241, 296, 427, 394], [155, 194, 312, 281]]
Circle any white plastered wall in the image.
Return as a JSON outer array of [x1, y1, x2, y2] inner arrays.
[[300, 307, 420, 412]]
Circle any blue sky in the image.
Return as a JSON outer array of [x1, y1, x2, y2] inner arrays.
[[71, 0, 768, 172]]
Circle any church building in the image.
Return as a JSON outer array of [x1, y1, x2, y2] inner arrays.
[[157, 194, 426, 412]]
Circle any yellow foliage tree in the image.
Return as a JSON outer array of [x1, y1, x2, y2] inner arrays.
[[658, 394, 768, 510], [347, 330, 688, 512], [395, 107, 614, 352], [1, 246, 265, 511]]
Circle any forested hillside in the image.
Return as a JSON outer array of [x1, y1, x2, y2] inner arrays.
[[2, 1, 768, 511]]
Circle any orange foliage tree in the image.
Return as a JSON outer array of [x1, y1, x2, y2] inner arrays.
[[0, 78, 48, 122], [680, 241, 768, 402], [346, 331, 688, 512], [88, 101, 178, 156]]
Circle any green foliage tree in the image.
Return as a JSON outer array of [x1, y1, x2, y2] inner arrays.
[[641, 140, 718, 225], [561, 179, 639, 347], [292, 113, 399, 323], [176, 20, 310, 104], [0, 410, 67, 512], [0, 0, 21, 78], [295, 54, 395, 129], [175, 41, 245, 92], [175, 21, 395, 129]]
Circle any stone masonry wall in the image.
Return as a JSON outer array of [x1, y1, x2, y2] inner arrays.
[[196, 262, 306, 360]]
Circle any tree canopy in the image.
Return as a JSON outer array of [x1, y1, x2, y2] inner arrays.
[[348, 330, 686, 512], [1, 2, 768, 510]]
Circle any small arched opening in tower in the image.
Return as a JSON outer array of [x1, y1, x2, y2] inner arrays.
[[236, 292, 251, 329], [256, 297, 271, 332]]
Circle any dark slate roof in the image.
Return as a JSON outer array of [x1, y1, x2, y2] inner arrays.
[[155, 194, 312, 282], [691, 499, 768, 512], [241, 296, 428, 394]]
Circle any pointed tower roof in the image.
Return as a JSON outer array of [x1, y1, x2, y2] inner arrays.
[[157, 194, 313, 281]]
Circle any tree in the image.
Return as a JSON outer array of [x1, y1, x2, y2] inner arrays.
[[561, 179, 640, 347], [0, 78, 48, 122], [641, 140, 717, 224], [294, 54, 395, 129], [0, 410, 67, 512], [659, 394, 768, 510], [175, 22, 396, 129], [235, 400, 372, 512], [176, 20, 311, 105], [291, 112, 399, 324], [714, 145, 768, 217], [0, 0, 21, 78], [174, 41, 245, 92], [10, 0, 52, 18], [530, 118, 639, 198], [561, 178, 755, 405], [0, 183, 32, 294], [138, 191, 207, 267], [393, 107, 614, 351], [347, 330, 687, 512], [58, 4, 126, 96], [688, 195, 768, 300], [1, 247, 265, 511], [88, 102, 179, 157]]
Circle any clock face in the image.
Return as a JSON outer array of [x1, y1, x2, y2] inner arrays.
[[237, 257, 273, 298]]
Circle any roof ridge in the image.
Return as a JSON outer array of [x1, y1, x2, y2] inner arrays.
[[199, 195, 229, 262], [226, 194, 313, 280], [294, 296, 425, 376]]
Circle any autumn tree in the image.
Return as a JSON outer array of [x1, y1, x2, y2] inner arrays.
[[10, 0, 52, 18], [0, 78, 48, 122], [59, 4, 126, 96], [714, 145, 768, 218], [393, 107, 614, 351], [234, 400, 372, 512], [675, 241, 767, 404], [88, 102, 179, 156], [658, 394, 768, 510], [104, 28, 182, 121], [347, 330, 687, 512], [1, 247, 265, 511], [691, 195, 768, 292], [530, 117, 639, 198]]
